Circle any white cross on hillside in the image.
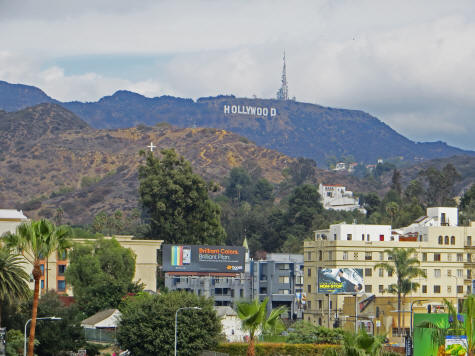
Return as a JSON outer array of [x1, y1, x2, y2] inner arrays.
[[147, 142, 156, 152]]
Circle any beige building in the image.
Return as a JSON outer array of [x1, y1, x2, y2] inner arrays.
[[0, 213, 163, 295], [304, 207, 474, 342]]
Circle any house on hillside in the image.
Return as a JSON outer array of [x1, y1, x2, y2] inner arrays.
[[0, 209, 28, 236], [318, 184, 366, 214]]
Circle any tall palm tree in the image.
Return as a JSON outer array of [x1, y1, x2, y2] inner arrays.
[[374, 247, 426, 337], [0, 247, 30, 326], [3, 219, 71, 356], [237, 298, 286, 356]]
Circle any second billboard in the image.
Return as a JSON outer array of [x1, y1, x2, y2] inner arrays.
[[318, 268, 364, 294]]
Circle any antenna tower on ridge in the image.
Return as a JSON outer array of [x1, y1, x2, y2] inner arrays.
[[276, 50, 289, 101]]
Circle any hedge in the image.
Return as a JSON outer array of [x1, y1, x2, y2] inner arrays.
[[214, 343, 342, 356]]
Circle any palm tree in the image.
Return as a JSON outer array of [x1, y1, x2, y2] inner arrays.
[[3, 219, 71, 356], [0, 247, 30, 326], [374, 247, 426, 337], [237, 298, 286, 356]]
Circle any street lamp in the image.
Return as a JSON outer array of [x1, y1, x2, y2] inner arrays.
[[24, 316, 62, 356], [174, 307, 201, 356]]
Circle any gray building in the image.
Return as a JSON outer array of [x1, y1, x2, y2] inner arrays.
[[164, 252, 304, 319]]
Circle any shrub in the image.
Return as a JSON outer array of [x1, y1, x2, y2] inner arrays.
[[287, 322, 345, 344], [215, 343, 341, 356]]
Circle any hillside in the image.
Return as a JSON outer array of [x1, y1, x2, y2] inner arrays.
[[1, 81, 472, 166]]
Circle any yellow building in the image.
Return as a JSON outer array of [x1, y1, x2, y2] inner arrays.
[[304, 207, 474, 343], [37, 236, 163, 295]]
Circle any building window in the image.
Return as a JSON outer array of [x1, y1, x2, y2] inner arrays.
[[307, 251, 312, 260], [57, 251, 67, 260], [468, 236, 472, 246], [279, 276, 290, 284], [319, 251, 323, 261], [58, 280, 66, 291], [40, 280, 44, 289], [347, 234, 352, 241], [445, 236, 449, 245], [365, 252, 372, 261], [388, 270, 393, 277], [468, 254, 472, 262], [468, 270, 472, 279], [379, 285, 384, 293], [434, 285, 441, 293], [457, 285, 464, 294], [240, 289, 244, 298], [362, 234, 365, 241], [388, 254, 393, 261], [366, 234, 370, 241], [365, 285, 372, 293], [40, 264, 45, 276], [307, 268, 312, 277], [422, 285, 427, 294], [379, 269, 384, 277], [278, 289, 290, 294], [307, 285, 311, 293], [318, 318, 322, 326], [458, 269, 463, 278], [457, 254, 463, 262], [328, 251, 333, 260], [438, 236, 443, 244], [434, 253, 441, 262], [58, 264, 66, 276], [318, 300, 323, 309], [278, 263, 290, 270], [343, 251, 348, 260], [451, 236, 456, 245], [365, 268, 372, 277], [434, 269, 441, 278], [307, 301, 311, 310], [422, 253, 427, 262], [259, 287, 267, 294]]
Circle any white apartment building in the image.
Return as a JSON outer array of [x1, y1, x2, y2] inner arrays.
[[305, 207, 474, 342], [318, 184, 366, 213]]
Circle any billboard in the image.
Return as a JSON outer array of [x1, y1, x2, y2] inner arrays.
[[162, 244, 246, 273], [318, 268, 364, 294]]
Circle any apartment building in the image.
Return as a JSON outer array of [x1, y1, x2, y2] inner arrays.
[[304, 207, 474, 340], [165, 252, 304, 319]]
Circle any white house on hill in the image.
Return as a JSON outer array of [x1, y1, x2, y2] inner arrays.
[[318, 184, 366, 214]]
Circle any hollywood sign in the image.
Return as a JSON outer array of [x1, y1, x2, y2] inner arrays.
[[224, 105, 277, 117]]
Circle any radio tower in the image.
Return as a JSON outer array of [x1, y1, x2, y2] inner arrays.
[[276, 50, 289, 100]]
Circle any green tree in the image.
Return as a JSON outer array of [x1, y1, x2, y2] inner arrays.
[[237, 298, 286, 356], [66, 238, 139, 315], [0, 248, 30, 326], [287, 157, 317, 186], [3, 220, 71, 356], [225, 167, 253, 202], [385, 202, 399, 226], [374, 248, 426, 337], [138, 149, 225, 244], [420, 164, 460, 206], [391, 169, 402, 195], [117, 291, 221, 356]]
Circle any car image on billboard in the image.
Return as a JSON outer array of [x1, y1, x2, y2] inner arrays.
[[318, 268, 364, 294]]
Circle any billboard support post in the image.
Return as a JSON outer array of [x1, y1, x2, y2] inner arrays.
[[327, 294, 330, 328], [355, 294, 358, 333]]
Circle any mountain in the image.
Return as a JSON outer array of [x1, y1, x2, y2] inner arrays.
[[0, 81, 472, 166], [0, 80, 56, 111]]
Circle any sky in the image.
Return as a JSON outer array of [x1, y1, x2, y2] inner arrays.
[[1, 0, 474, 150]]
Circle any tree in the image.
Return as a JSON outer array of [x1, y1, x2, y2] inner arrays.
[[391, 169, 402, 195], [385, 202, 399, 226], [374, 248, 426, 337], [287, 157, 317, 186], [0, 248, 30, 327], [3, 219, 71, 356], [66, 238, 139, 315], [138, 149, 225, 244], [420, 164, 460, 206], [225, 167, 253, 202], [237, 298, 286, 356], [117, 291, 221, 356]]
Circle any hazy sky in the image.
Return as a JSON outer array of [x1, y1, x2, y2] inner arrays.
[[1, 0, 474, 150]]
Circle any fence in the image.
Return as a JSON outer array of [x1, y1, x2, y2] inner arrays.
[[83, 328, 117, 343], [200, 351, 229, 356]]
